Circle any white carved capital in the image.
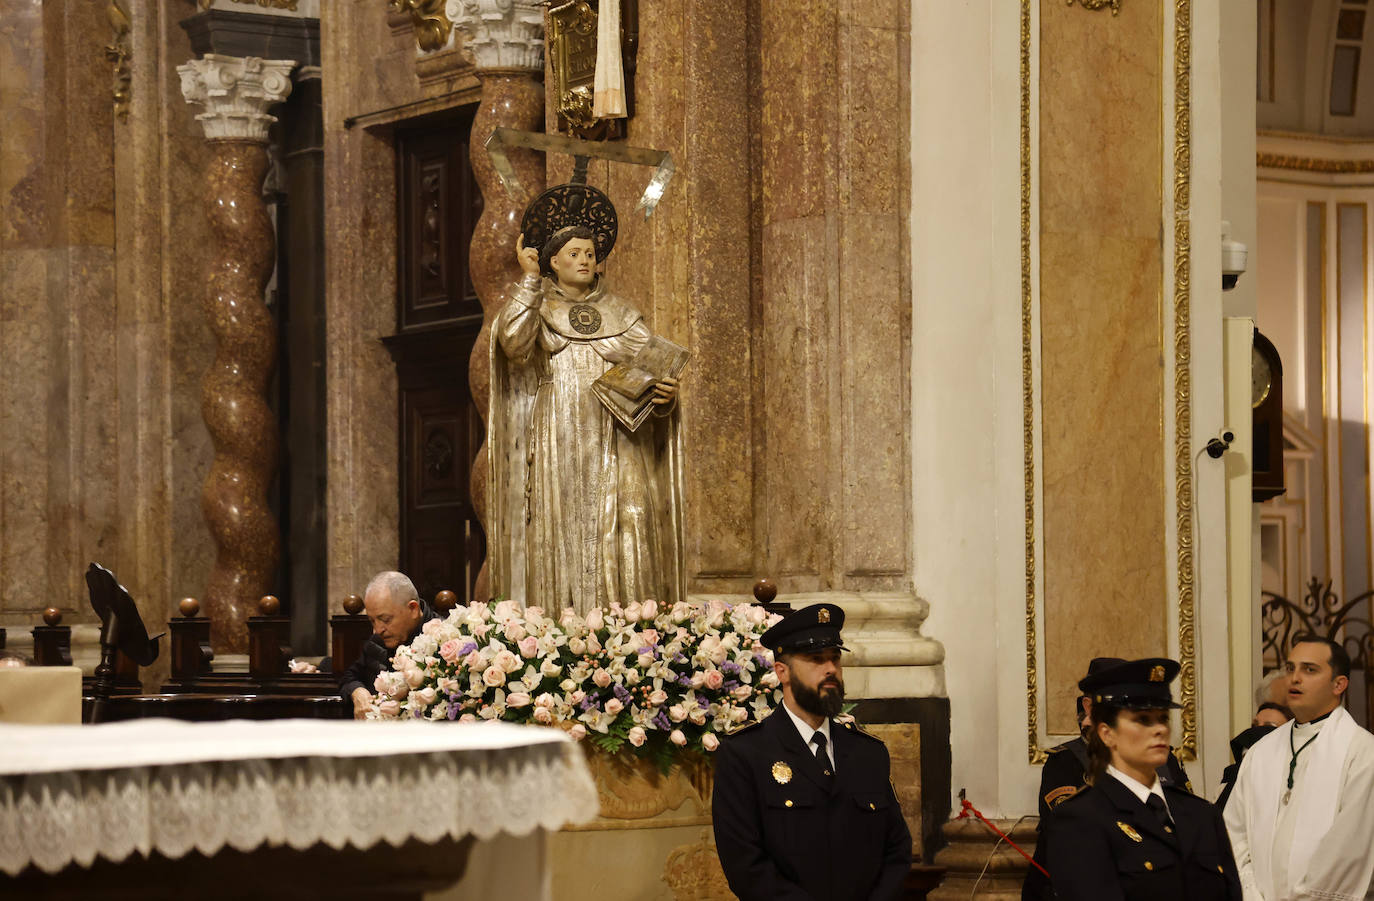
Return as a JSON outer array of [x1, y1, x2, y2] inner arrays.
[[446, 0, 544, 71], [178, 54, 295, 142]]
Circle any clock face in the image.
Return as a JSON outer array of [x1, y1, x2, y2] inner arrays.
[[1252, 345, 1273, 408]]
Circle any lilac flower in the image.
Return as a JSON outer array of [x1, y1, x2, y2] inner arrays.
[[652, 710, 672, 730], [613, 684, 632, 703], [459, 641, 478, 657], [724, 680, 739, 691], [579, 695, 599, 712], [720, 661, 740, 675], [677, 674, 693, 688], [697, 696, 710, 709], [447, 703, 461, 721]]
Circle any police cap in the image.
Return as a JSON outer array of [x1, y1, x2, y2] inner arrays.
[[1078, 657, 1182, 710], [1077, 657, 1127, 694], [759, 603, 850, 655]]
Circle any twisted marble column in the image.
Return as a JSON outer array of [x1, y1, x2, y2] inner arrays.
[[179, 55, 294, 652], [449, 1, 545, 603]]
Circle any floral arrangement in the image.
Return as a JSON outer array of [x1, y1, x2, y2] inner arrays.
[[369, 598, 784, 769]]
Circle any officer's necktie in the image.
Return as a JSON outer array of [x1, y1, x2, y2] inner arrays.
[[812, 733, 832, 777], [1145, 793, 1173, 833]]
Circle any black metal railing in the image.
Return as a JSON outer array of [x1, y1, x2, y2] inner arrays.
[[1261, 577, 1374, 724]]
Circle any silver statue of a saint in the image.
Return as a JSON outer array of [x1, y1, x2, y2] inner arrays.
[[489, 184, 686, 613]]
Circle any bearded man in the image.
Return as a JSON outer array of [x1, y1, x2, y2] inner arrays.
[[711, 603, 911, 900], [1224, 636, 1374, 900]]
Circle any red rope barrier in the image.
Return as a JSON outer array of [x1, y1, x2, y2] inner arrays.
[[956, 796, 1050, 878]]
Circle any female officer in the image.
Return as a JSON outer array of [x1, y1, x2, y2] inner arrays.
[[1046, 658, 1241, 901]]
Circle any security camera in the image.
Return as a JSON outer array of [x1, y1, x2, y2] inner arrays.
[[1222, 220, 1248, 291]]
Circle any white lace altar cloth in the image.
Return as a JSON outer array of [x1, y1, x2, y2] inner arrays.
[[0, 718, 598, 876]]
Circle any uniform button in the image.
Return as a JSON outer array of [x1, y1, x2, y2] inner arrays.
[[869, 803, 876, 810], [1144, 861, 1153, 871], [785, 800, 793, 808], [1165, 826, 1173, 833], [824, 770, 832, 776], [1217, 866, 1224, 874]]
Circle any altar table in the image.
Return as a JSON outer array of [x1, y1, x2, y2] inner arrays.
[[0, 718, 598, 899]]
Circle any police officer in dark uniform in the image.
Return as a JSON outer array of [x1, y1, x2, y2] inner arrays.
[[712, 603, 912, 901], [1045, 658, 1240, 901], [1024, 657, 1195, 900]]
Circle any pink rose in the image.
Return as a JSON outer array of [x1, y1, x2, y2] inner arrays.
[[689, 707, 708, 725], [702, 733, 720, 751], [439, 639, 463, 664], [482, 665, 507, 687], [639, 628, 660, 647], [422, 619, 443, 637], [592, 669, 612, 688], [624, 602, 642, 623], [729, 707, 747, 723], [535, 692, 555, 709], [472, 622, 491, 638], [628, 726, 647, 747], [458, 713, 478, 724], [524, 606, 546, 625], [404, 667, 427, 689], [571, 690, 586, 704], [585, 608, 605, 631], [414, 686, 438, 707], [503, 622, 527, 642], [533, 706, 554, 724], [668, 704, 687, 723], [690, 672, 706, 690], [669, 729, 687, 747], [648, 689, 668, 706], [507, 692, 532, 708], [569, 724, 587, 741], [494, 649, 521, 673], [377, 699, 400, 718], [493, 599, 522, 622], [568, 637, 586, 656], [463, 650, 485, 670], [605, 698, 624, 716], [518, 636, 539, 658], [747, 605, 768, 625], [641, 600, 659, 619], [733, 685, 752, 701], [704, 670, 724, 690], [437, 676, 459, 694]]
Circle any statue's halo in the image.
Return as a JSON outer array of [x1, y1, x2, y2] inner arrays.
[[520, 182, 619, 263]]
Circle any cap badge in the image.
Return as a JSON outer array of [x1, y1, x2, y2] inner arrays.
[[772, 761, 793, 784], [818, 608, 830, 624], [1117, 821, 1143, 843], [1149, 665, 1166, 683]]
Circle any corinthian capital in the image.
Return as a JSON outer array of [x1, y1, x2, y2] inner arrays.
[[178, 54, 295, 142], [446, 0, 544, 71]]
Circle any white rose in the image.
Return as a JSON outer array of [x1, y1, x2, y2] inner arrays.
[[668, 704, 687, 723], [702, 733, 720, 751], [414, 686, 438, 707], [669, 729, 687, 747]]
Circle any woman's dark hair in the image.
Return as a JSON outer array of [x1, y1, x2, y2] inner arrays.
[[1084, 701, 1123, 785], [539, 225, 597, 277]]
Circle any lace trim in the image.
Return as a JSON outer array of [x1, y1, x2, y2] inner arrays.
[[1, 743, 597, 876]]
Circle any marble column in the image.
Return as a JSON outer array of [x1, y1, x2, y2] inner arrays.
[[448, 0, 545, 603], [178, 54, 294, 653]]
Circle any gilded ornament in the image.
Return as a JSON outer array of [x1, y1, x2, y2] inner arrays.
[[771, 761, 792, 785], [105, 1, 132, 122], [1257, 153, 1374, 174], [568, 304, 602, 334], [1117, 821, 1143, 842], [548, 1, 599, 130], [1066, 0, 1122, 13], [1173, 0, 1198, 762], [389, 0, 454, 53]]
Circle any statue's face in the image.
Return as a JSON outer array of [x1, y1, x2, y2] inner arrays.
[[549, 237, 597, 289]]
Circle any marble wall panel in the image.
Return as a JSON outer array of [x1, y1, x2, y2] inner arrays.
[[759, 1, 836, 226], [1039, 0, 1167, 734], [761, 216, 834, 587], [0, 0, 48, 247]]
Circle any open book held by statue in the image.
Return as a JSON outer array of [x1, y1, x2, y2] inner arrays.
[[489, 183, 687, 614]]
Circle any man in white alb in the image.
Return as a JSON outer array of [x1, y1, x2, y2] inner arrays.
[[1224, 636, 1374, 901]]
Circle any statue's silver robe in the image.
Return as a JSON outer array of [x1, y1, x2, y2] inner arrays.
[[490, 275, 685, 613]]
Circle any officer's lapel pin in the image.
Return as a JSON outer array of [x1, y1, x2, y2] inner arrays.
[[1116, 821, 1143, 843], [772, 762, 793, 784]]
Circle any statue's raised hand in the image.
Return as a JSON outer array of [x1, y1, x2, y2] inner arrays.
[[516, 234, 541, 276]]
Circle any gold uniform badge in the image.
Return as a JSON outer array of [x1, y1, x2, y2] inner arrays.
[[818, 608, 830, 623], [1117, 821, 1143, 842], [772, 762, 793, 784], [1149, 665, 1166, 682]]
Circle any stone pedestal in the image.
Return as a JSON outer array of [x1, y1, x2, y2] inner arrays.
[[178, 55, 294, 653], [927, 817, 1035, 901]]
